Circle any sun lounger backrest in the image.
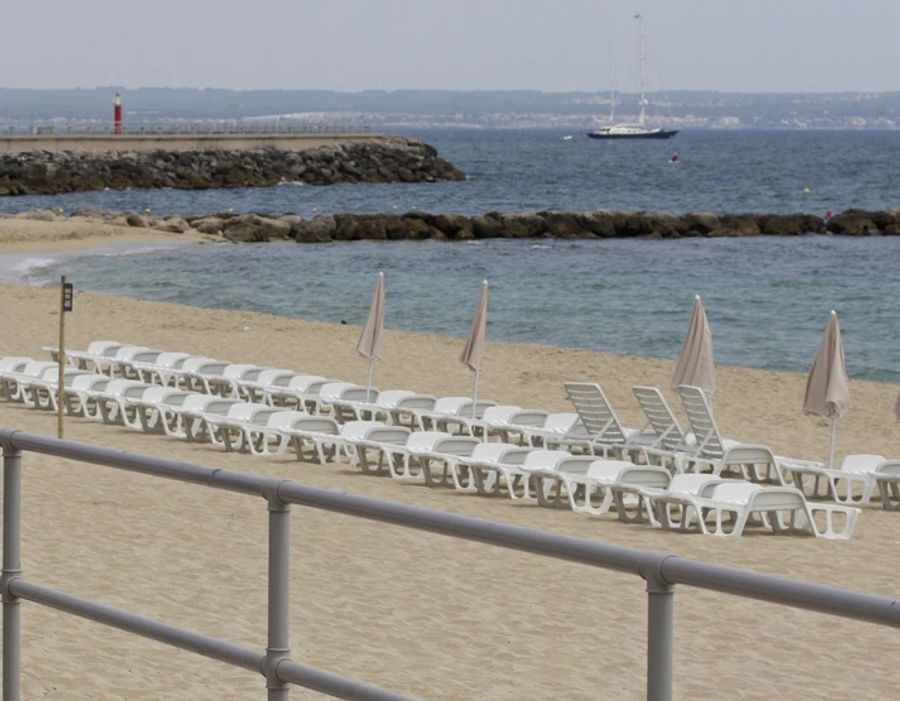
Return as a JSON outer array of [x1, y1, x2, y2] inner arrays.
[[563, 382, 627, 444], [481, 406, 523, 424], [456, 400, 498, 419], [363, 427, 412, 444], [0, 357, 32, 373], [522, 450, 572, 470], [632, 386, 685, 450], [876, 461, 900, 478], [253, 370, 298, 389], [668, 473, 725, 496], [432, 397, 470, 414], [152, 352, 192, 369], [395, 395, 437, 411], [508, 410, 551, 428], [289, 417, 340, 435], [677, 385, 726, 458], [129, 350, 163, 364], [22, 361, 58, 377], [70, 375, 110, 391], [840, 454, 886, 474], [433, 437, 480, 457], [618, 467, 671, 489], [223, 364, 263, 380], [86, 341, 124, 356]]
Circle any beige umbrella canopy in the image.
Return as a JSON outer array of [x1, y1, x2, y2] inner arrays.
[[672, 295, 716, 397], [803, 310, 850, 467], [461, 280, 488, 418], [356, 271, 385, 400]]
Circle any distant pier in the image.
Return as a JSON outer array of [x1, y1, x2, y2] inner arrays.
[[0, 126, 383, 155]]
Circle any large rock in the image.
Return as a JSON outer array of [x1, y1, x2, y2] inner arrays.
[[718, 213, 761, 236], [222, 213, 293, 242], [294, 214, 336, 243], [826, 211, 877, 235]]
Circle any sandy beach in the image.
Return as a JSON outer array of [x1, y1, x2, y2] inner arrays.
[[0, 230, 899, 700]]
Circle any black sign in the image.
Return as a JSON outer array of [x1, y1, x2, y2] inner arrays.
[[62, 282, 74, 312]]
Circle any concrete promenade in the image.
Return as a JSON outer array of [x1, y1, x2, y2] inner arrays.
[[0, 132, 387, 155]]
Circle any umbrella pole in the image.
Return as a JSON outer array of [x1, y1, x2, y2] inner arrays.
[[366, 359, 375, 402], [471, 369, 482, 441], [828, 415, 838, 469]]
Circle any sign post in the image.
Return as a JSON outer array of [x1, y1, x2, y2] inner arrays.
[[57, 276, 73, 438]]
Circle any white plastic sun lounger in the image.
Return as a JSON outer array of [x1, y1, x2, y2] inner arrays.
[[242, 411, 344, 463], [324, 388, 437, 427], [19, 366, 97, 411], [89, 379, 158, 426], [339, 421, 414, 474], [0, 360, 59, 403], [632, 386, 694, 452], [130, 352, 194, 386], [62, 374, 115, 419], [562, 382, 648, 457], [873, 461, 900, 510], [557, 459, 673, 518], [644, 474, 858, 539], [376, 430, 482, 485], [265, 375, 339, 414], [408, 396, 499, 436], [44, 340, 126, 372], [131, 387, 203, 436], [177, 395, 248, 444], [174, 358, 231, 395], [447, 442, 535, 494], [782, 454, 900, 507]]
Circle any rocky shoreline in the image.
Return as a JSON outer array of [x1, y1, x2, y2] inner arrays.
[[0, 137, 464, 195], [3, 207, 900, 242]]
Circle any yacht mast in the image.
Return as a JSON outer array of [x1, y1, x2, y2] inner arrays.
[[609, 45, 616, 123], [636, 13, 647, 126]]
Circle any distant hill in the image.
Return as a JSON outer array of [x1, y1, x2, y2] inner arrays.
[[2, 87, 899, 129]]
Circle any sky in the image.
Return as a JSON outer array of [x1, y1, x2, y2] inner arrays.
[[3, 0, 900, 93]]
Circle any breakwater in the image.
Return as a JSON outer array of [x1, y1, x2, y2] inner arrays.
[[0, 137, 465, 195], [5, 207, 900, 241]]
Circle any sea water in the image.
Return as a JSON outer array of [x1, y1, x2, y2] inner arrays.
[[2, 129, 900, 381]]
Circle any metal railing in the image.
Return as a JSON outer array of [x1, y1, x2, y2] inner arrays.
[[1, 124, 373, 137], [2, 427, 899, 701]]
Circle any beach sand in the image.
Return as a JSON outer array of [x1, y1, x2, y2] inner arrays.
[[0, 233, 899, 700]]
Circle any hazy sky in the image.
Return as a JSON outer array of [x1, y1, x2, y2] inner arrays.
[[4, 0, 900, 93]]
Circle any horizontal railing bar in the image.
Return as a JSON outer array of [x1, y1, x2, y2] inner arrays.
[[661, 558, 900, 628], [276, 660, 419, 701], [0, 430, 276, 499], [274, 480, 647, 576], [8, 578, 264, 673]]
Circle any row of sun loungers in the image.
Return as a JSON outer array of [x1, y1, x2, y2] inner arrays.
[[9, 341, 897, 536]]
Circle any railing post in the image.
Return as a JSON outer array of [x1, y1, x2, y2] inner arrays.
[[2, 446, 23, 701], [265, 495, 291, 700], [644, 561, 674, 701]]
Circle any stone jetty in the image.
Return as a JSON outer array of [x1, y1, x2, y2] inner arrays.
[[0, 137, 464, 195], [5, 207, 900, 241]]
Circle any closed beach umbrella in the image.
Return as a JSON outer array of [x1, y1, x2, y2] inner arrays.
[[461, 280, 489, 419], [356, 271, 385, 401], [672, 295, 716, 397], [803, 310, 850, 468]]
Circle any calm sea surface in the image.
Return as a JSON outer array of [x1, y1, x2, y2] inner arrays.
[[1, 129, 899, 382]]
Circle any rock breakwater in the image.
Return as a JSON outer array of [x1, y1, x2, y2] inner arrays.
[[0, 137, 464, 195], [5, 207, 900, 242]]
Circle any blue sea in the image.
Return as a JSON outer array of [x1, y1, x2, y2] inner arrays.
[[2, 128, 900, 382]]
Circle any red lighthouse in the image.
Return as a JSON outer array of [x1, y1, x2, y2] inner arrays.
[[113, 93, 123, 135]]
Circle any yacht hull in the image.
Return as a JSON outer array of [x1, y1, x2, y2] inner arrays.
[[586, 129, 679, 140]]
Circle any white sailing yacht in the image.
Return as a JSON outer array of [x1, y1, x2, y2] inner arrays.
[[587, 14, 678, 140]]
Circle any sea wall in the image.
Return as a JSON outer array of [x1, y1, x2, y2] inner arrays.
[[0, 137, 465, 195], [5, 207, 900, 241]]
